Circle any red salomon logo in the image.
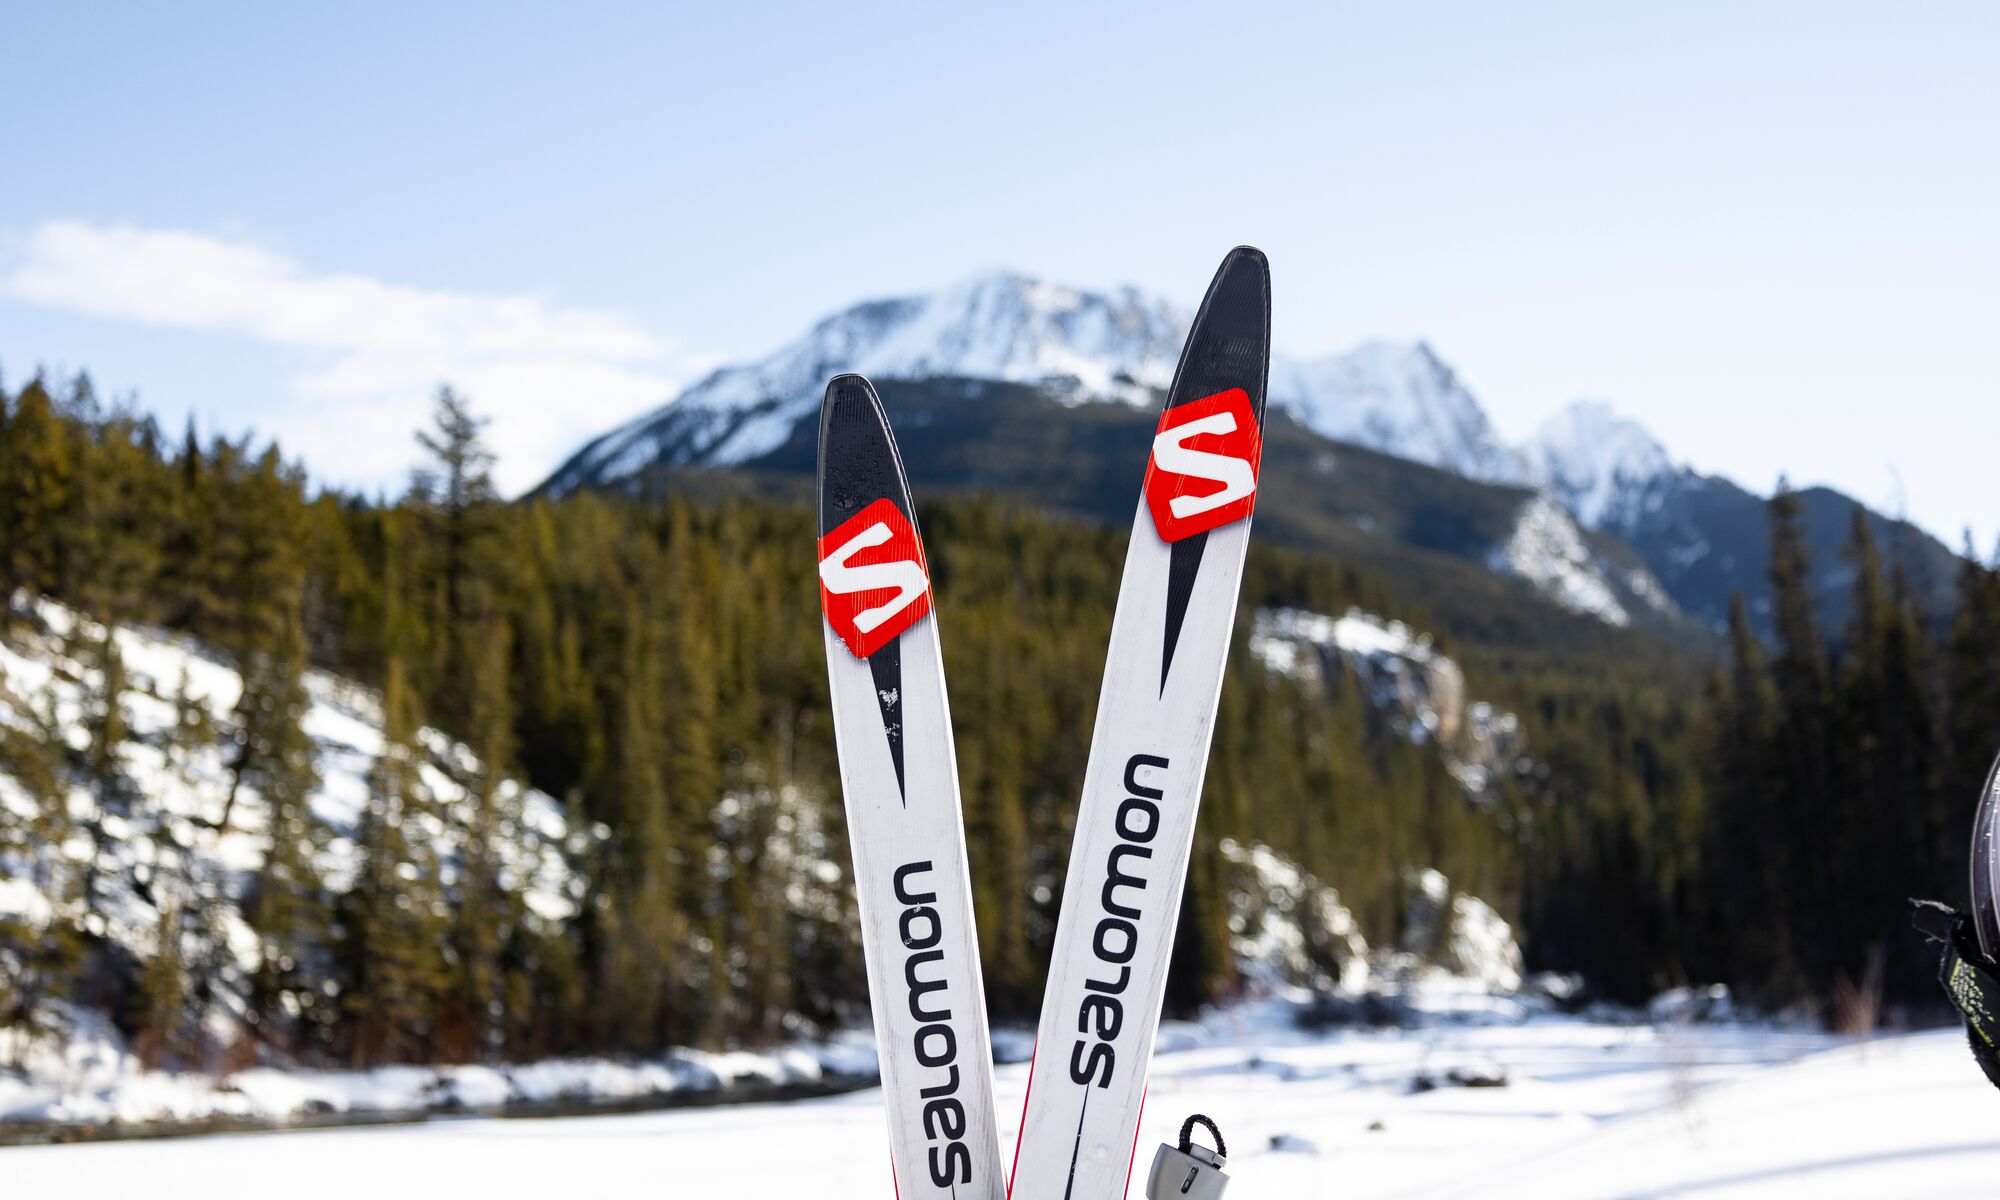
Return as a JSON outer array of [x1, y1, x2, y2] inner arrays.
[[1142, 388, 1262, 543], [818, 497, 933, 658]]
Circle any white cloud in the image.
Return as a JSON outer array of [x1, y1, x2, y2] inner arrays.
[[0, 220, 693, 494]]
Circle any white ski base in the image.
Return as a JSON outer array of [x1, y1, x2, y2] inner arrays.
[[824, 615, 1007, 1199], [1009, 507, 1254, 1200]]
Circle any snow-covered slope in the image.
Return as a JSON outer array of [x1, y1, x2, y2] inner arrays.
[[544, 268, 1959, 634], [20, 1012, 1979, 1200], [1270, 340, 1528, 484], [1490, 495, 1661, 626], [1522, 398, 1679, 531], [0, 599, 584, 1052], [1249, 606, 1528, 798], [542, 274, 1543, 496], [544, 273, 1187, 493]]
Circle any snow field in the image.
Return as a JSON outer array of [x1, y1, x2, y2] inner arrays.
[[8, 1011, 1993, 1198]]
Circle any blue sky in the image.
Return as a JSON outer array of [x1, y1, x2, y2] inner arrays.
[[3, 2, 1996, 545]]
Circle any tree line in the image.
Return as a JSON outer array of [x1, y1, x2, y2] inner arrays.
[[0, 368, 1986, 1073]]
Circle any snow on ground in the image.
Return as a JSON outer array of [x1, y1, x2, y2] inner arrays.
[[1249, 607, 1526, 802], [0, 1015, 877, 1126], [1489, 495, 1633, 627], [7, 1005, 1994, 1198], [0, 597, 586, 1055]]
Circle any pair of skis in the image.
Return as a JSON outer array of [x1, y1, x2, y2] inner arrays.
[[817, 247, 1271, 1199]]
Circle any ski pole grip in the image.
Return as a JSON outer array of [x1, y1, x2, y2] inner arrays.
[[1147, 1113, 1230, 1198], [1179, 1113, 1227, 1159]]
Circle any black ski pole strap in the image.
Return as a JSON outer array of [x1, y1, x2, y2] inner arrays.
[[1178, 1113, 1227, 1160], [1913, 899, 2000, 1091], [1149, 1113, 1231, 1199]]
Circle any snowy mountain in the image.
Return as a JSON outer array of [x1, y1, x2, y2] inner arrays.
[[541, 273, 1188, 495], [1522, 398, 1678, 531], [1270, 340, 1528, 485], [541, 268, 1958, 633], [541, 274, 1532, 497], [1519, 397, 1960, 631], [0, 598, 584, 1061], [536, 270, 1673, 625]]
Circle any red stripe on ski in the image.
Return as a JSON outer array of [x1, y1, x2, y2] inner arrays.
[[1007, 1037, 1038, 1197], [1121, 1083, 1148, 1198]]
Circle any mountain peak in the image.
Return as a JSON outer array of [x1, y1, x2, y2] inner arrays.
[[540, 270, 1195, 495], [1524, 398, 1677, 531], [1268, 339, 1528, 485]]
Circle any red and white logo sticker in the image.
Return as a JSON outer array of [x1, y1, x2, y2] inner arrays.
[[818, 497, 933, 659], [1142, 387, 1262, 543]]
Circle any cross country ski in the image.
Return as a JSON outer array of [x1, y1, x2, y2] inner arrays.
[[1009, 246, 1272, 1200], [817, 374, 1007, 1199]]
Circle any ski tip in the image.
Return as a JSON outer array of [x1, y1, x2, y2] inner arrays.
[[1162, 247, 1271, 418], [817, 371, 916, 538], [1223, 243, 1268, 271], [818, 373, 889, 469], [1210, 245, 1271, 306], [822, 372, 883, 419]]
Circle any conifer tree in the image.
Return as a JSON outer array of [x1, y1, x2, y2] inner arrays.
[[410, 385, 502, 736], [1764, 484, 1838, 983], [453, 612, 523, 1062], [134, 901, 191, 1069], [72, 624, 136, 911], [594, 592, 681, 1052], [0, 378, 74, 613], [1706, 595, 1792, 987], [343, 656, 450, 1065], [0, 691, 85, 1056], [153, 669, 225, 1069], [1950, 544, 2000, 820], [242, 607, 329, 1055]]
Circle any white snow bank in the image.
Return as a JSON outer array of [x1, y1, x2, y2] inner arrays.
[[0, 596, 587, 1065], [1489, 494, 1633, 626], [1250, 606, 1526, 803], [9, 1009, 1964, 1200], [0, 1035, 883, 1128]]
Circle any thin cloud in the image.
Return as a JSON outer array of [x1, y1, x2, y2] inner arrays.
[[0, 220, 692, 494]]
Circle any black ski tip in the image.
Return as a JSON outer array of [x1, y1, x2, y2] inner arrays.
[[817, 373, 917, 539], [1222, 244, 1268, 272], [818, 373, 887, 475], [824, 371, 879, 409], [1167, 247, 1272, 421]]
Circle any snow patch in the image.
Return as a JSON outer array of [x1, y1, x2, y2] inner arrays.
[[1270, 340, 1528, 484], [1249, 607, 1526, 802], [553, 272, 1188, 490], [1489, 495, 1632, 625], [0, 596, 586, 1064], [1522, 397, 1677, 531]]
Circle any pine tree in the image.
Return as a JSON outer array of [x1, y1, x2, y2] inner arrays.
[[134, 901, 191, 1069], [594, 590, 686, 1053], [72, 623, 135, 911], [342, 656, 450, 1065], [410, 385, 502, 736], [1764, 484, 1839, 986], [0, 690, 86, 1057], [657, 504, 724, 1041], [1828, 513, 1904, 1000], [451, 612, 523, 1062], [242, 607, 329, 1056], [1707, 595, 1792, 990], [0, 377, 74, 613], [1949, 543, 2000, 831], [153, 669, 225, 1070]]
